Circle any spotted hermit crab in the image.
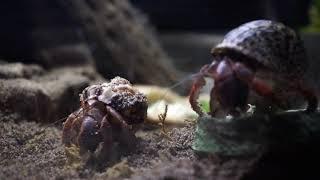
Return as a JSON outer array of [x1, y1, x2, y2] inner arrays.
[[62, 77, 148, 154], [189, 20, 318, 117]]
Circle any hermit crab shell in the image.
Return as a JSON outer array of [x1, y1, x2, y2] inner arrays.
[[211, 20, 308, 77], [81, 76, 144, 106]]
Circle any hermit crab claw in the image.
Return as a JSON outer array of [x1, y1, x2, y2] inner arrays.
[[189, 65, 211, 117]]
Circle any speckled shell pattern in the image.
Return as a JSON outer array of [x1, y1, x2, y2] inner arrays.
[[81, 76, 146, 108], [211, 20, 308, 77], [80, 77, 148, 125]]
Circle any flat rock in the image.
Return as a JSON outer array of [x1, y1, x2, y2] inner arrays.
[[0, 63, 104, 123], [0, 79, 52, 122], [0, 62, 44, 79]]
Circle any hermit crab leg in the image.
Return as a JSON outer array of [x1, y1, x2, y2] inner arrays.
[[232, 62, 285, 109], [97, 106, 129, 160], [62, 109, 83, 146], [105, 105, 129, 128], [189, 74, 206, 116], [78, 115, 101, 154], [189, 63, 217, 116], [98, 115, 113, 160]]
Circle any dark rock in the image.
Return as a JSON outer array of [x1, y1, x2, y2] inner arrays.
[[35, 44, 95, 68], [193, 110, 320, 179]]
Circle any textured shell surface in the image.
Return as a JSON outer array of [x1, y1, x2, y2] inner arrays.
[[80, 76, 147, 113], [98, 77, 136, 104], [81, 76, 135, 104], [212, 20, 308, 77]]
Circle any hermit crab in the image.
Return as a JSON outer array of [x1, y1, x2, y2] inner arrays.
[[189, 20, 318, 117], [62, 77, 148, 154]]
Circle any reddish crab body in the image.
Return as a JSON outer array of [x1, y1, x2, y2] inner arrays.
[[189, 20, 318, 117], [62, 77, 148, 154]]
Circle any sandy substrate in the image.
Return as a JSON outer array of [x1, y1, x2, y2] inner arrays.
[[0, 120, 196, 179], [1, 118, 255, 180]]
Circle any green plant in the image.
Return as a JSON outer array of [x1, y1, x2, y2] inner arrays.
[[304, 0, 320, 32], [199, 100, 210, 113]]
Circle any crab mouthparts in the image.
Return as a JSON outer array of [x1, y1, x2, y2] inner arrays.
[[216, 75, 249, 110]]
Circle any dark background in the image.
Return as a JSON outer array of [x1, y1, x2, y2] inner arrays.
[[0, 0, 313, 68], [131, 0, 311, 30]]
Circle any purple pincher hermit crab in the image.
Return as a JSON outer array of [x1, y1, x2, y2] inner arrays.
[[189, 20, 318, 117], [62, 77, 148, 154]]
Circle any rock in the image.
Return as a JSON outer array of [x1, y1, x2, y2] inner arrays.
[[35, 44, 95, 68], [0, 79, 52, 122], [38, 68, 92, 121], [0, 63, 104, 123], [193, 110, 320, 179], [193, 110, 320, 156], [0, 62, 44, 79]]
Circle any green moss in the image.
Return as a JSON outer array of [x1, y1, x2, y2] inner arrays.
[[199, 100, 210, 113], [303, 0, 320, 32]]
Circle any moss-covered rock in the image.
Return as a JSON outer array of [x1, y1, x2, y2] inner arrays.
[[193, 110, 320, 156]]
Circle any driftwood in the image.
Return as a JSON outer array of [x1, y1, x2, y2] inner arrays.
[[56, 0, 181, 85], [0, 0, 181, 85]]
